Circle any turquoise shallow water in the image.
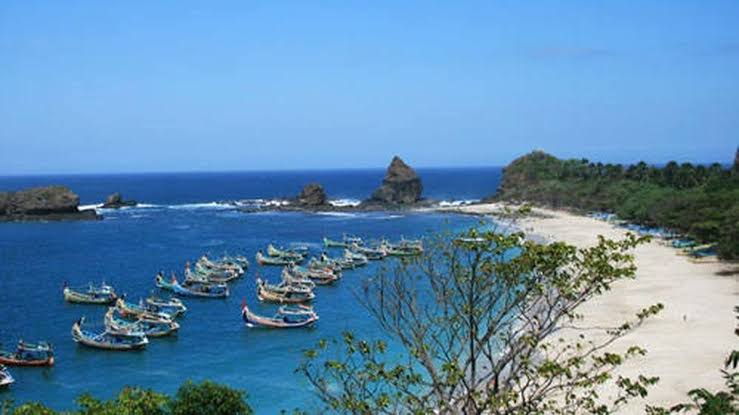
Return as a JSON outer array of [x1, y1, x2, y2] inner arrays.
[[0, 168, 500, 412]]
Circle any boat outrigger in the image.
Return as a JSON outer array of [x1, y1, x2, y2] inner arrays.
[[256, 278, 315, 304], [0, 365, 13, 388], [105, 308, 180, 338], [63, 282, 118, 305], [0, 340, 54, 367], [155, 273, 229, 298], [71, 318, 148, 351], [241, 302, 318, 329]]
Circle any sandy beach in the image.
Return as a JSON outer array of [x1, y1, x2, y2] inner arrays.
[[450, 203, 738, 411]]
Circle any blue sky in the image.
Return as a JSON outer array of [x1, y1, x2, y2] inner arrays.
[[1, 1, 737, 174]]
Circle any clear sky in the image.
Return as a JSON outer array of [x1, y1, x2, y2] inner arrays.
[[1, 1, 737, 174]]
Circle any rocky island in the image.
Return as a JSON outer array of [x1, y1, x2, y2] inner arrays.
[[101, 192, 138, 209], [0, 186, 99, 222]]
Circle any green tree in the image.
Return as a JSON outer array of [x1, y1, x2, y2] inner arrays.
[[170, 381, 251, 415], [299, 225, 662, 414]]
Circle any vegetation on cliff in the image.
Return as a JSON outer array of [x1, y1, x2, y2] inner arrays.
[[492, 150, 739, 259]]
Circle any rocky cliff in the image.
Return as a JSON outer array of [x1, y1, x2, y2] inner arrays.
[[368, 156, 423, 204], [0, 186, 99, 221], [296, 183, 328, 207]]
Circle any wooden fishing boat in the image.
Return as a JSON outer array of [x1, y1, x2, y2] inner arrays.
[[323, 235, 363, 248], [0, 365, 13, 388], [105, 308, 179, 338], [187, 265, 240, 284], [350, 243, 386, 260], [115, 299, 173, 323], [241, 302, 318, 328], [63, 282, 117, 305], [256, 251, 300, 266], [343, 250, 369, 267], [0, 341, 54, 367], [280, 268, 316, 289], [71, 318, 148, 351], [381, 239, 423, 256], [155, 273, 229, 298], [307, 257, 343, 273], [287, 265, 340, 286], [145, 296, 187, 318], [221, 254, 250, 269], [267, 244, 306, 261], [197, 255, 245, 275], [256, 278, 315, 304]]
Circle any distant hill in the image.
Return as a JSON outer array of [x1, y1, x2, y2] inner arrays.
[[490, 150, 739, 259]]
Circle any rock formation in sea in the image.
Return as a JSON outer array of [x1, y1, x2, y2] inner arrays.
[[368, 156, 423, 204], [296, 183, 328, 207], [0, 186, 99, 222], [101, 192, 138, 209]]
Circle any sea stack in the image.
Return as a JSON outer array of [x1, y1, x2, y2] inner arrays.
[[296, 183, 328, 207], [0, 186, 99, 222], [101, 192, 138, 209], [370, 156, 423, 204]]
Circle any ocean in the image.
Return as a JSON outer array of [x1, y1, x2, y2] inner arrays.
[[0, 167, 502, 412]]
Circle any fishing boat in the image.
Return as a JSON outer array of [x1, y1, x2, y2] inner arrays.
[[0, 365, 13, 388], [63, 282, 117, 305], [281, 268, 316, 289], [350, 243, 386, 260], [241, 302, 318, 328], [105, 308, 180, 338], [256, 278, 315, 304], [71, 318, 148, 351], [323, 235, 363, 248], [256, 251, 298, 266], [381, 239, 423, 256], [186, 265, 240, 284], [197, 255, 245, 275], [307, 256, 343, 273], [0, 341, 54, 367], [115, 299, 173, 322], [267, 244, 306, 261], [286, 265, 339, 286], [343, 250, 369, 267], [221, 254, 250, 269], [155, 273, 229, 298], [145, 296, 187, 318]]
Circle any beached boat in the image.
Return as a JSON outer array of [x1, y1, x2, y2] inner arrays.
[[71, 318, 148, 351], [105, 308, 180, 338], [241, 303, 318, 328], [286, 265, 339, 286], [63, 282, 117, 305], [0, 365, 13, 388], [155, 273, 229, 298], [256, 278, 315, 304], [256, 251, 300, 266], [115, 299, 173, 323], [267, 244, 307, 261], [145, 296, 187, 318], [0, 341, 54, 367], [323, 235, 363, 248]]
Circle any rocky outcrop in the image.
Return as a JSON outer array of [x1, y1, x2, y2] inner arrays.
[[296, 183, 327, 207], [368, 156, 423, 204], [101, 192, 137, 209], [0, 186, 99, 222]]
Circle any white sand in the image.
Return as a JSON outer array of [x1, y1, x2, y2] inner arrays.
[[449, 203, 738, 411]]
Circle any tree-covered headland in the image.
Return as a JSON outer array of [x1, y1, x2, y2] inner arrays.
[[490, 149, 739, 259]]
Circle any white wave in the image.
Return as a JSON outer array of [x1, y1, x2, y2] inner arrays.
[[166, 202, 233, 210], [328, 198, 361, 207], [262, 199, 290, 207], [372, 214, 404, 220], [315, 211, 358, 218], [437, 199, 480, 207], [79, 203, 102, 211]]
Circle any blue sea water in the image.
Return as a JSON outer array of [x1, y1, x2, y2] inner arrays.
[[0, 167, 501, 413]]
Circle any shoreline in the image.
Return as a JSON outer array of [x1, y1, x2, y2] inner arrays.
[[446, 202, 738, 411]]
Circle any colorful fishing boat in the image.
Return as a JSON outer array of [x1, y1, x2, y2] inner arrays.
[[381, 239, 423, 256], [63, 282, 117, 305], [241, 302, 318, 328], [105, 308, 180, 338], [280, 268, 316, 289], [256, 278, 315, 304], [145, 296, 187, 318], [343, 250, 369, 267], [287, 265, 340, 285], [350, 243, 387, 260], [0, 365, 13, 388], [323, 235, 363, 248], [221, 254, 250, 269], [307, 256, 343, 273], [0, 341, 54, 367], [71, 318, 148, 351], [267, 244, 307, 261], [115, 298, 173, 323], [256, 251, 299, 266], [155, 273, 229, 298], [186, 265, 240, 284], [197, 255, 245, 275]]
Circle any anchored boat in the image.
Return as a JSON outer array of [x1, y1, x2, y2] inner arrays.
[[145, 296, 187, 318], [155, 273, 229, 298], [71, 318, 148, 351], [63, 282, 118, 305], [256, 251, 299, 266], [0, 365, 14, 388], [0, 341, 54, 367], [256, 278, 315, 304], [105, 308, 179, 338], [241, 302, 318, 328]]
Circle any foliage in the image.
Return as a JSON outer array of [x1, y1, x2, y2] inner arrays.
[[299, 226, 662, 414], [493, 150, 739, 259], [2, 381, 251, 415]]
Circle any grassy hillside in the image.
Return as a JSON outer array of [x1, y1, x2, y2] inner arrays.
[[492, 150, 739, 259]]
